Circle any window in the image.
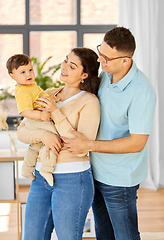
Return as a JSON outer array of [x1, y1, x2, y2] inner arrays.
[[0, 0, 118, 118], [0, 0, 118, 86]]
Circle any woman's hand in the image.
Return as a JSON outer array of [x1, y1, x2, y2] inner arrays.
[[43, 131, 62, 159], [35, 96, 57, 113]]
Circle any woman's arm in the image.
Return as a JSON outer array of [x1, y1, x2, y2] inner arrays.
[[36, 94, 100, 138], [17, 119, 62, 156], [51, 96, 101, 156], [51, 97, 100, 138], [75, 97, 101, 156], [35, 95, 75, 138], [35, 93, 101, 156]]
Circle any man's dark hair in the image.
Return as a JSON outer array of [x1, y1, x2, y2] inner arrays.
[[104, 27, 136, 56], [6, 54, 31, 74]]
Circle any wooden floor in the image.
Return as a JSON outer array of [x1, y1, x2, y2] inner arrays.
[[0, 187, 164, 240], [137, 188, 164, 233]]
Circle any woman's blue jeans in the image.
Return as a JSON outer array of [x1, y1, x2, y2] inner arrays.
[[92, 180, 141, 240], [24, 169, 94, 240]]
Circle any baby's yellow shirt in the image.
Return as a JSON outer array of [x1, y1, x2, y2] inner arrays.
[[14, 82, 48, 114]]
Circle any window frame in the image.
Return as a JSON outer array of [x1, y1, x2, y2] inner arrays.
[[0, 0, 117, 55], [0, 0, 117, 127]]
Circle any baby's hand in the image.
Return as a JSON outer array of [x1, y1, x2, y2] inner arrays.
[[41, 110, 51, 122]]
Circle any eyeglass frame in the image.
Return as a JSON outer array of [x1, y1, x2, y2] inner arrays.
[[97, 44, 131, 64]]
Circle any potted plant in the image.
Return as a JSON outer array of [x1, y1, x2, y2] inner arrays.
[[31, 56, 64, 90]]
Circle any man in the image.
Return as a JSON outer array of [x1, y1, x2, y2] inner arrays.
[[62, 27, 156, 240]]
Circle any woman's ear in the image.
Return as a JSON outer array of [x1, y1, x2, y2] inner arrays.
[[82, 73, 88, 80]]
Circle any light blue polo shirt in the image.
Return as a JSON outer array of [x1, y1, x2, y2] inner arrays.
[[90, 61, 156, 187]]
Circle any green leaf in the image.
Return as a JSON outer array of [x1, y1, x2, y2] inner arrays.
[[30, 56, 62, 90], [39, 56, 52, 75]]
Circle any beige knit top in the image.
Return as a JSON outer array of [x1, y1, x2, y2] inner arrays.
[[17, 87, 100, 164]]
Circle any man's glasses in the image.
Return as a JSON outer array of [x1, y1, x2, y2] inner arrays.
[[97, 44, 131, 64]]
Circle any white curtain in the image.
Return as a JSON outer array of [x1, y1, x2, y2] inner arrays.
[[118, 0, 160, 190]]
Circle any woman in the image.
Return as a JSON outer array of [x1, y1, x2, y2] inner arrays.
[[17, 47, 101, 240]]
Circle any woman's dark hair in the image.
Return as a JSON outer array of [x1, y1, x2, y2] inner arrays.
[[6, 54, 31, 74], [71, 47, 101, 96], [104, 27, 136, 56]]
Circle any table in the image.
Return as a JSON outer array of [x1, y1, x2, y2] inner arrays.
[[0, 150, 26, 240]]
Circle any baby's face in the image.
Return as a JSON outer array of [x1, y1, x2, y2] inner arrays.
[[10, 62, 35, 85]]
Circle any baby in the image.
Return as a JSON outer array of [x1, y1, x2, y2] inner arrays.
[[6, 54, 59, 186]]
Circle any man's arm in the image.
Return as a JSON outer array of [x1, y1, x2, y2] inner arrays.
[[62, 130, 149, 155]]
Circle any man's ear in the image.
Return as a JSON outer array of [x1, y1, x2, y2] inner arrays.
[[122, 57, 131, 66], [9, 73, 15, 80]]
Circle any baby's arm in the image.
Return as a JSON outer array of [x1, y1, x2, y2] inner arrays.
[[20, 109, 51, 122]]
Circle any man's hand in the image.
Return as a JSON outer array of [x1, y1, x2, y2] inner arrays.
[[62, 130, 91, 155], [41, 110, 51, 122], [43, 131, 62, 159]]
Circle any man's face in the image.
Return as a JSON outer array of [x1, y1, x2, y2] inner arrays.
[[97, 41, 128, 74]]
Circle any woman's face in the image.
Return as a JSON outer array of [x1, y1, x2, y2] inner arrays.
[[60, 51, 88, 87]]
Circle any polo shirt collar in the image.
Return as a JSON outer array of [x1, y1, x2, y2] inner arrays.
[[107, 61, 138, 91]]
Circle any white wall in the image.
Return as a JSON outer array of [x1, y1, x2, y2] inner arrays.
[[158, 0, 164, 186]]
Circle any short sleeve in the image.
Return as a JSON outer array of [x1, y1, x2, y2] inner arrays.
[[128, 91, 156, 134], [15, 87, 33, 113]]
